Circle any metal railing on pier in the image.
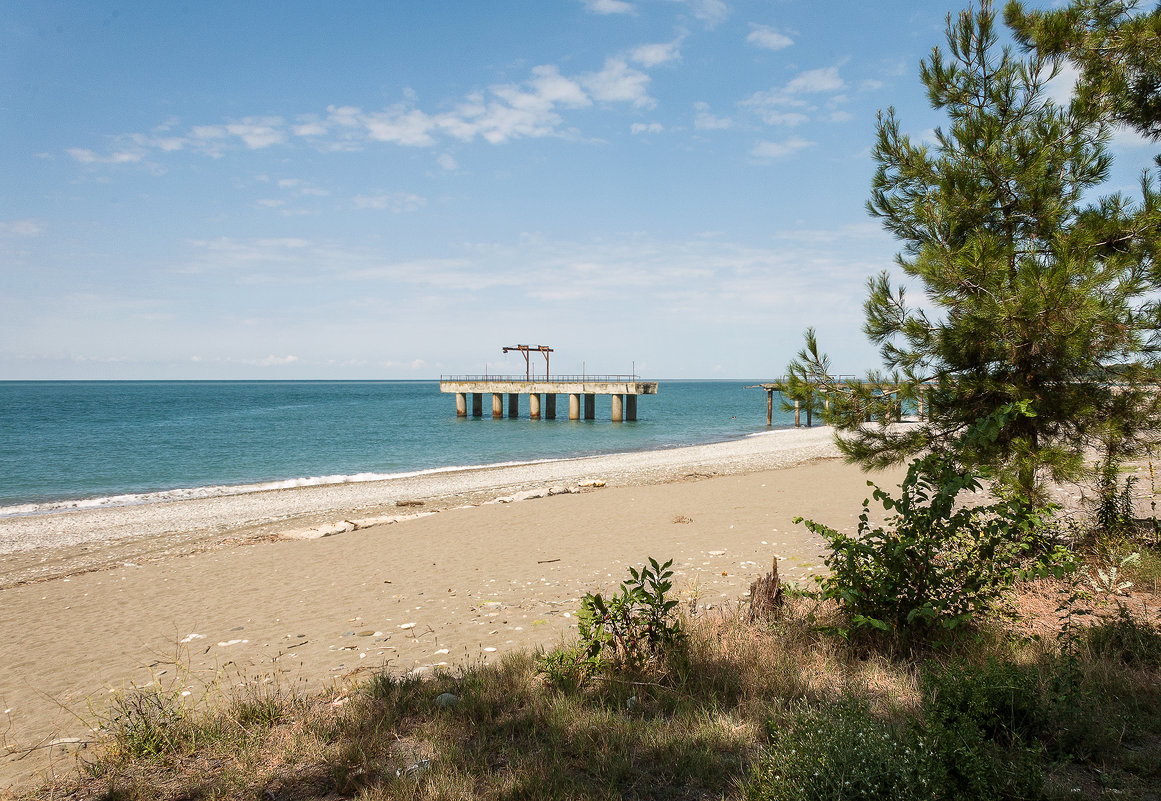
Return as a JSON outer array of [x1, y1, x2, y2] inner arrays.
[[440, 374, 641, 383]]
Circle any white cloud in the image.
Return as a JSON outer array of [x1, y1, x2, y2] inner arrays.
[[1044, 61, 1080, 106], [693, 101, 732, 130], [785, 66, 845, 94], [526, 65, 591, 108], [66, 51, 666, 163], [67, 147, 144, 164], [630, 38, 683, 67], [581, 58, 654, 108], [249, 354, 299, 367], [437, 153, 458, 171], [580, 0, 635, 13], [352, 192, 427, 212], [742, 63, 847, 126], [747, 24, 793, 51], [676, 0, 729, 28], [362, 106, 437, 146], [0, 219, 45, 237], [292, 119, 328, 137], [631, 122, 664, 134], [750, 137, 815, 159]]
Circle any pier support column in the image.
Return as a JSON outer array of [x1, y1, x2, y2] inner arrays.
[[794, 400, 801, 427], [569, 393, 580, 420], [626, 394, 637, 421], [529, 393, 541, 420], [766, 390, 773, 426], [612, 394, 624, 422], [472, 393, 483, 417], [508, 393, 519, 418], [584, 393, 595, 420], [546, 394, 557, 420], [492, 393, 504, 418], [456, 392, 467, 417]]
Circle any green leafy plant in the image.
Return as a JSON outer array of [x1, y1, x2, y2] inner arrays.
[[575, 557, 683, 670], [796, 454, 1060, 640], [1083, 550, 1139, 597]]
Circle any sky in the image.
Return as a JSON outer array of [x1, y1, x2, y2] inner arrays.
[[2, 1, 1157, 380]]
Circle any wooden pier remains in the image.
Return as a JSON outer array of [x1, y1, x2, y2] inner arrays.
[[750, 377, 926, 427], [439, 375, 658, 422]]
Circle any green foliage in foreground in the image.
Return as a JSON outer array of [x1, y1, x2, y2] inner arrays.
[[747, 660, 1047, 801], [542, 556, 684, 685], [34, 545, 1161, 801], [796, 454, 1066, 640]]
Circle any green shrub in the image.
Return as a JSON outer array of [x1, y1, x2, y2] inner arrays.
[[1084, 606, 1161, 667], [748, 662, 1047, 801], [796, 454, 1060, 640], [542, 557, 683, 684], [747, 700, 940, 801], [922, 660, 1045, 798]]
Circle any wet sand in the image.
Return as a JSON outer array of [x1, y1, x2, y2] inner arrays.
[[0, 427, 907, 791]]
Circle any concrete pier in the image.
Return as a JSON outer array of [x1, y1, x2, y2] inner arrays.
[[441, 376, 658, 422]]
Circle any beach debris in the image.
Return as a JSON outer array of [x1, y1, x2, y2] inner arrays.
[[399, 622, 416, 629], [672, 515, 693, 524], [179, 633, 205, 644], [578, 480, 606, 488], [397, 759, 432, 777], [279, 511, 435, 540], [217, 639, 248, 647], [435, 692, 460, 708], [537, 558, 561, 564], [708, 550, 726, 556], [395, 500, 425, 507], [491, 485, 579, 504], [746, 558, 784, 622]]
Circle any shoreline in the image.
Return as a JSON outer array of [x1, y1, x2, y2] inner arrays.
[[0, 426, 796, 520], [0, 426, 911, 792], [0, 427, 841, 588]]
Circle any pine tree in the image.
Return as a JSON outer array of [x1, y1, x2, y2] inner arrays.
[[779, 328, 830, 427], [832, 1, 1161, 504], [1005, 0, 1161, 142]]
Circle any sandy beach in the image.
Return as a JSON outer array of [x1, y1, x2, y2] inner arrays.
[[0, 427, 908, 792]]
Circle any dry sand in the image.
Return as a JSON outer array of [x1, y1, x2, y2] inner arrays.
[[0, 427, 907, 792]]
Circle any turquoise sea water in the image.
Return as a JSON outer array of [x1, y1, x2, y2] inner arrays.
[[0, 380, 800, 514]]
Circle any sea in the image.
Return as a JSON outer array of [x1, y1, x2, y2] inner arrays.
[[0, 380, 801, 516]]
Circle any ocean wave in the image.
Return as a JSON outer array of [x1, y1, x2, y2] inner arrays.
[[0, 458, 566, 519]]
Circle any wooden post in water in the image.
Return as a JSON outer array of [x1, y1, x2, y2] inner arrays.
[[766, 389, 774, 426], [794, 399, 801, 427]]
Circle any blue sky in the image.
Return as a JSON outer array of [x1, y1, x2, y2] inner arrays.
[[2, 1, 1156, 379]]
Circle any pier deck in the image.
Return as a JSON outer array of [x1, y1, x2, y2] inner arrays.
[[439, 375, 658, 421]]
